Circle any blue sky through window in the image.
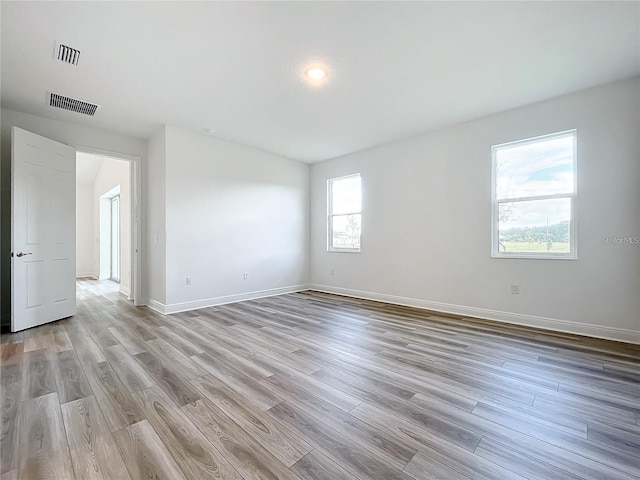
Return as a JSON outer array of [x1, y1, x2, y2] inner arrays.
[[496, 133, 574, 200], [495, 131, 575, 230]]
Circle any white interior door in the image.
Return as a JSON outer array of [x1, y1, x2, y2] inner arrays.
[[11, 127, 76, 332]]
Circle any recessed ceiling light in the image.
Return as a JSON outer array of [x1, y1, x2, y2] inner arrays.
[[302, 63, 331, 85], [306, 67, 327, 80]]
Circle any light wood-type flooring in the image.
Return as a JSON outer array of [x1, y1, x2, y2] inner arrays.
[[1, 279, 639, 479]]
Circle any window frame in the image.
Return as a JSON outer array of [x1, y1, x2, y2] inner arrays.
[[491, 130, 577, 260], [327, 173, 362, 253]]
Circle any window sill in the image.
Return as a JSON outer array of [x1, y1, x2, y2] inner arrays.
[[491, 253, 577, 260]]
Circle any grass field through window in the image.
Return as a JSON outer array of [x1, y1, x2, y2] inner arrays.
[[499, 241, 570, 254]]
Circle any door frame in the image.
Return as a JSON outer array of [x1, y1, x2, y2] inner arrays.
[[75, 145, 142, 306]]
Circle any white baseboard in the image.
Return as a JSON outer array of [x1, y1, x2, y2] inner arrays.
[[146, 298, 166, 314], [76, 274, 98, 279], [119, 286, 130, 298], [309, 284, 640, 345], [145, 284, 312, 315]]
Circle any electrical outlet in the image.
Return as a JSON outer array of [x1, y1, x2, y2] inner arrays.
[[330, 269, 335, 276], [242, 272, 249, 280], [510, 284, 520, 295], [185, 276, 192, 286]]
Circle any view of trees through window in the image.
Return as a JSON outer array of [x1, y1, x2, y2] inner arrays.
[[328, 174, 361, 251], [493, 131, 576, 257]]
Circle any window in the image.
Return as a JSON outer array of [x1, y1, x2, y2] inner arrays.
[[328, 174, 361, 252], [492, 130, 577, 259], [110, 195, 120, 281]]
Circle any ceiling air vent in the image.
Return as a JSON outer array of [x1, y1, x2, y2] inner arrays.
[[49, 93, 99, 116], [56, 43, 80, 66]]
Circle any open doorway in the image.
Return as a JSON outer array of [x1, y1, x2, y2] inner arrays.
[[76, 152, 133, 299]]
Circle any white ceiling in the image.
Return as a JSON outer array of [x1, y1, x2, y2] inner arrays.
[[2, 2, 639, 163], [76, 152, 104, 186]]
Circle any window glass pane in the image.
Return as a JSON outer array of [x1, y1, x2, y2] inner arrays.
[[332, 214, 361, 249], [496, 133, 574, 199], [498, 198, 571, 254], [332, 175, 361, 214], [111, 197, 120, 280]]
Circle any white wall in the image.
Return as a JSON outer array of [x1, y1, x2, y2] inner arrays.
[[75, 183, 94, 277], [310, 77, 640, 343], [92, 159, 131, 295], [1, 108, 146, 327], [159, 125, 309, 311], [145, 126, 167, 306]]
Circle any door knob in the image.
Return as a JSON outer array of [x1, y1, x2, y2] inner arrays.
[[16, 252, 32, 257]]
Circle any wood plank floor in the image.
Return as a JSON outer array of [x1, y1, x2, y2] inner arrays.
[[1, 279, 639, 479]]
